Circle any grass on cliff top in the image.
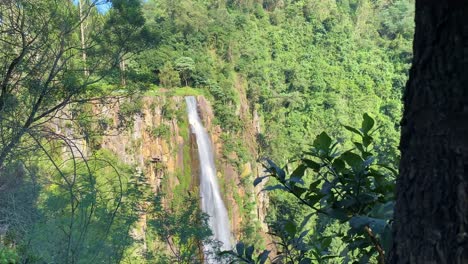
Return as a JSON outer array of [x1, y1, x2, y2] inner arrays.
[[87, 82, 211, 99], [145, 86, 208, 97]]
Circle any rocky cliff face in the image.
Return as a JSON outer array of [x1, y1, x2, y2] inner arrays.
[[52, 94, 270, 252]]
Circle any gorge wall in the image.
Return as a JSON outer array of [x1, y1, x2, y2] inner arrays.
[[52, 94, 270, 256]]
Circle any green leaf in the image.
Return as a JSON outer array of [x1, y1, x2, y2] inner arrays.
[[266, 159, 286, 181], [340, 151, 363, 170], [254, 176, 268, 187], [299, 213, 314, 230], [376, 163, 398, 176], [361, 113, 375, 134], [246, 245, 254, 260], [362, 135, 373, 148], [291, 164, 307, 180], [321, 181, 333, 195], [291, 186, 307, 197], [305, 193, 325, 206], [363, 157, 375, 168], [344, 125, 363, 136], [308, 179, 322, 192], [289, 164, 307, 184], [302, 159, 321, 172], [218, 250, 235, 256], [321, 255, 339, 260], [353, 142, 364, 153], [326, 208, 349, 221], [336, 198, 357, 208], [357, 193, 378, 204], [321, 237, 333, 248], [369, 201, 394, 219], [332, 158, 346, 173], [263, 184, 287, 192], [284, 221, 297, 237], [313, 132, 332, 152], [289, 177, 305, 185], [257, 250, 270, 264], [236, 242, 245, 255]]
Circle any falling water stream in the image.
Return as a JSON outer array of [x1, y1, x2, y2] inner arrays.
[[185, 96, 232, 262]]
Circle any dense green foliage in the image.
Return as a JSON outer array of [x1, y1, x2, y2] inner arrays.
[[126, 2, 412, 261], [0, 0, 413, 263], [131, 0, 413, 165], [256, 114, 395, 263]]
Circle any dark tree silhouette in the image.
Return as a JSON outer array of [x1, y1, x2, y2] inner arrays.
[[390, 1, 468, 263]]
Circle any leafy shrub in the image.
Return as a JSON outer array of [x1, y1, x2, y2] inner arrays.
[[149, 124, 171, 139], [0, 247, 19, 264], [159, 62, 181, 88], [254, 114, 396, 263]]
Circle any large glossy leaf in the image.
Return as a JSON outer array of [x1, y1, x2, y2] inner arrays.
[[361, 113, 375, 134], [363, 135, 373, 148], [290, 164, 307, 181], [340, 151, 363, 170], [332, 158, 345, 173], [313, 132, 332, 152]]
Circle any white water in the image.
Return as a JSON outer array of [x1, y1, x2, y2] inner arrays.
[[185, 96, 232, 260]]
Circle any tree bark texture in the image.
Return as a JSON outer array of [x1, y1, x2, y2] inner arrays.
[[390, 1, 468, 263]]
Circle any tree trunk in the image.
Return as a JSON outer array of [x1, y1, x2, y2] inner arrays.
[[390, 1, 468, 263], [78, 0, 89, 77], [120, 58, 126, 86]]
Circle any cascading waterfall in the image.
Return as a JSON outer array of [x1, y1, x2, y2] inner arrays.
[[185, 96, 232, 261]]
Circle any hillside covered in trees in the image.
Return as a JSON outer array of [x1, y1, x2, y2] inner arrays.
[[0, 0, 419, 263]]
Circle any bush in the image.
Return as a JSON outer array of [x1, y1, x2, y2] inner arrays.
[[149, 124, 171, 138]]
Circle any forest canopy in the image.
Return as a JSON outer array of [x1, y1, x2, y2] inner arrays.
[[0, 0, 416, 263]]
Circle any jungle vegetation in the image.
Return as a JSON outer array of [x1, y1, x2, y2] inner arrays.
[[3, 0, 464, 264]]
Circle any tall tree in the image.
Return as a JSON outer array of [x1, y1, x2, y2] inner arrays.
[[103, 0, 148, 86], [78, 0, 90, 77], [390, 1, 468, 263], [0, 0, 145, 170]]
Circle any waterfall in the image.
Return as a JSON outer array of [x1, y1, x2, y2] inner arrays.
[[185, 96, 233, 260]]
